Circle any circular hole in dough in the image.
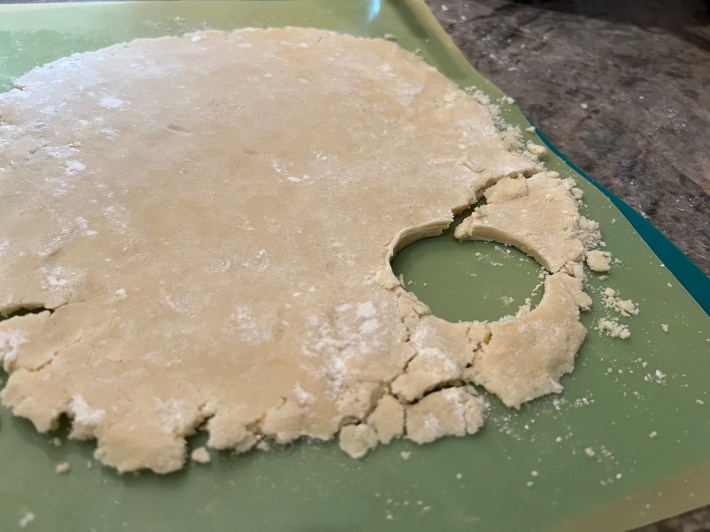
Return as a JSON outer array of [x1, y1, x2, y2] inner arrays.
[[390, 212, 544, 323]]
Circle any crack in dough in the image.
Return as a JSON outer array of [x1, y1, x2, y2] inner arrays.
[[0, 27, 599, 473]]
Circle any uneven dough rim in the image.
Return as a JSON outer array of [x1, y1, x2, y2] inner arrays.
[[0, 27, 600, 473]]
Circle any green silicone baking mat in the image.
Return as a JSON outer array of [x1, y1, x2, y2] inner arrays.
[[1, 1, 708, 531]]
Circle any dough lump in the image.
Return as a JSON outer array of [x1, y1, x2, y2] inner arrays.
[[0, 28, 596, 472]]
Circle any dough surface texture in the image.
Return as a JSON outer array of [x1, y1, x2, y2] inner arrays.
[[0, 28, 594, 473]]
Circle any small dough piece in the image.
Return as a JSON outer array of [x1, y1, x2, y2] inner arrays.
[[602, 288, 639, 317], [526, 141, 548, 157], [455, 173, 594, 272], [406, 388, 485, 444], [190, 446, 211, 464], [469, 273, 591, 408], [596, 318, 631, 339], [339, 424, 378, 459], [19, 513, 35, 529], [586, 250, 611, 272], [367, 395, 404, 444]]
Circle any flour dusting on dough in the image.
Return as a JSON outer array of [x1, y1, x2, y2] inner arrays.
[[0, 28, 612, 473]]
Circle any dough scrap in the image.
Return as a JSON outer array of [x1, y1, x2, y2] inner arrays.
[[586, 250, 611, 272], [468, 272, 591, 408], [405, 387, 486, 444], [339, 424, 379, 459], [0, 27, 598, 472], [455, 173, 600, 272], [190, 446, 211, 464]]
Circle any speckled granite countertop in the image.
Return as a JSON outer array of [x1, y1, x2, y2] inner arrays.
[[425, 0, 710, 278], [424, 1, 710, 529]]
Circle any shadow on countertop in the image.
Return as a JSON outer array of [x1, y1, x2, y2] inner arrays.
[[512, 0, 710, 47]]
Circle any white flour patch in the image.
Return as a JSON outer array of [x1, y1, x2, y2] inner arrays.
[[154, 398, 193, 434], [100, 128, 118, 139], [114, 288, 127, 299], [65, 160, 86, 176], [69, 394, 106, 427], [356, 302, 376, 319], [0, 330, 28, 372], [231, 306, 273, 345], [293, 384, 315, 405], [242, 249, 269, 272], [98, 96, 127, 110], [47, 144, 79, 159]]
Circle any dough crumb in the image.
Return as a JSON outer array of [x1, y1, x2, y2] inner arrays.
[[19, 512, 35, 529], [526, 141, 548, 157], [50, 437, 62, 447], [190, 446, 211, 464], [585, 447, 596, 457], [596, 318, 630, 339], [586, 250, 611, 272], [339, 424, 378, 459], [602, 288, 639, 316], [256, 440, 271, 452], [400, 451, 411, 461], [649, 431, 658, 438], [661, 324, 669, 333], [644, 370, 666, 384], [55, 462, 71, 474]]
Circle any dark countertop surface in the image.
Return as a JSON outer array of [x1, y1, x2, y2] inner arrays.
[[424, 1, 710, 530], [425, 0, 710, 278]]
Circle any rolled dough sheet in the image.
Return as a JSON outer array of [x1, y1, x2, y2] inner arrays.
[[0, 27, 597, 473]]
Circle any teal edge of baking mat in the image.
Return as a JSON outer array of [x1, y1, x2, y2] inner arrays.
[[532, 126, 710, 315]]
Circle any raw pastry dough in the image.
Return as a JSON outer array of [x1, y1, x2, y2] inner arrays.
[[0, 28, 597, 473], [455, 173, 600, 272]]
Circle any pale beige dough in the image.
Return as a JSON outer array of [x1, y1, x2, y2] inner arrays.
[[586, 250, 611, 272], [467, 272, 591, 408], [366, 395, 404, 444], [0, 27, 598, 473], [455, 172, 600, 272], [405, 387, 486, 444], [190, 446, 211, 464]]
